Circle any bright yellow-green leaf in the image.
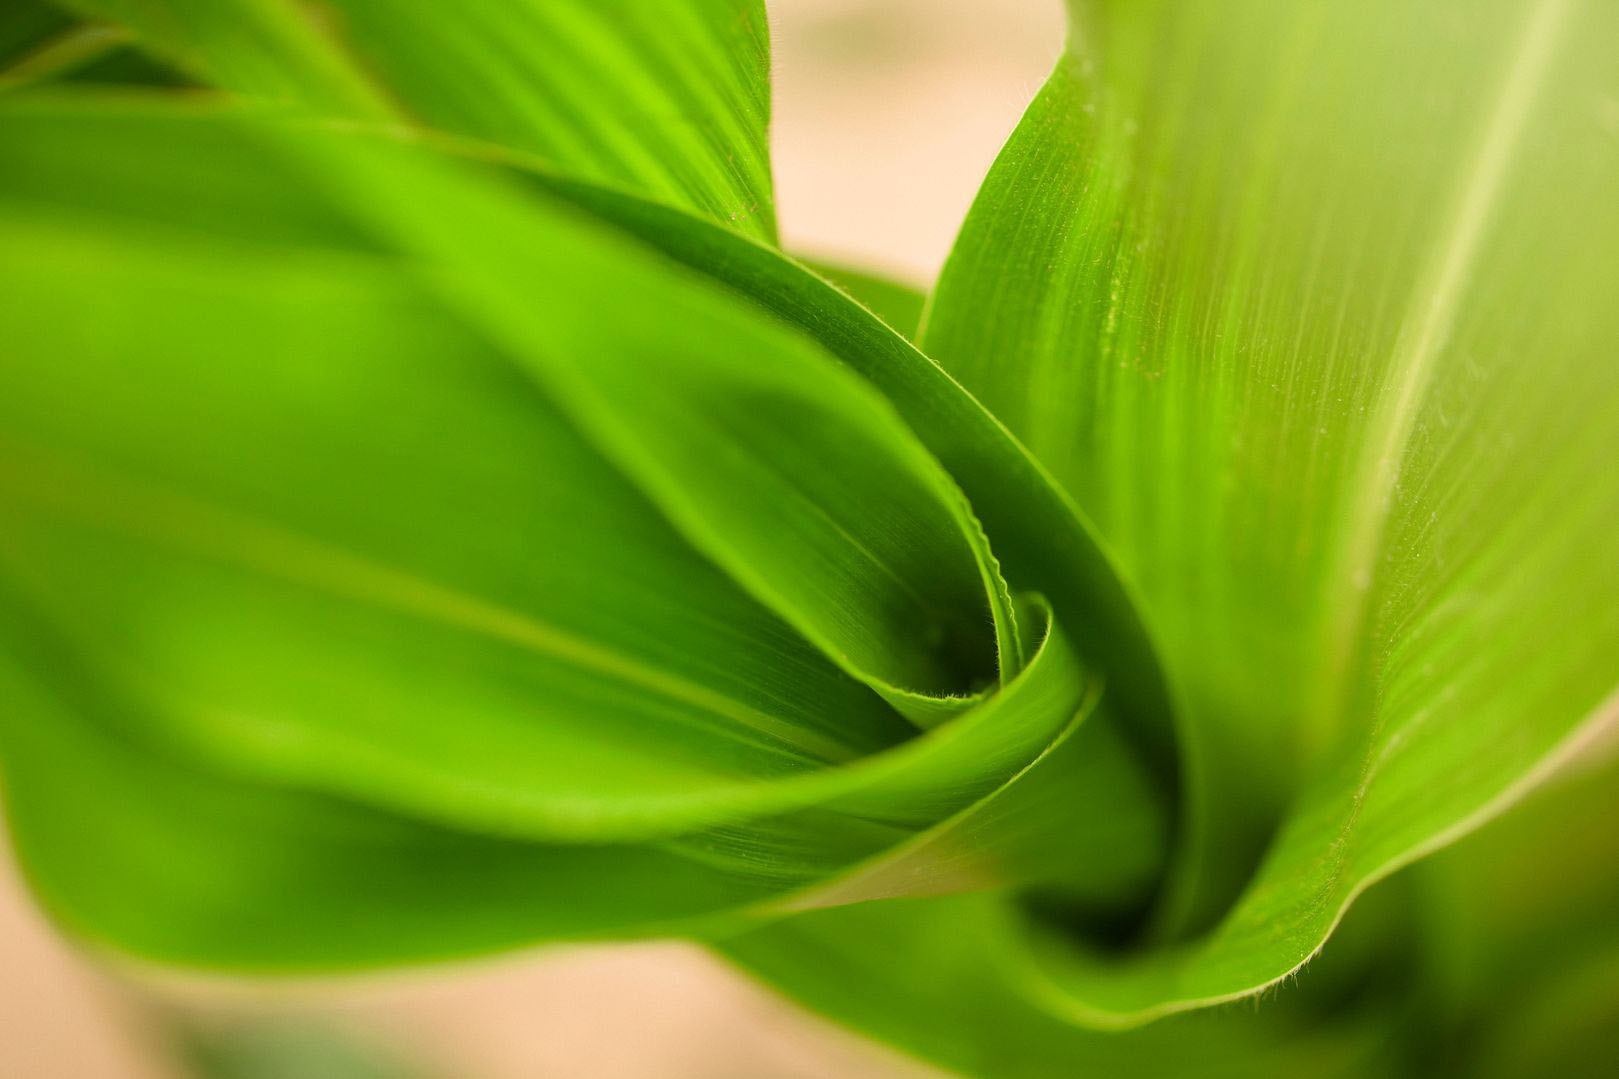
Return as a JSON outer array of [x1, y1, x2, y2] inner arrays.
[[0, 2, 1615, 1072], [54, 0, 778, 240], [922, 0, 1619, 1023]]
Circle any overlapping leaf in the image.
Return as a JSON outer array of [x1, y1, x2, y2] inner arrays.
[[54, 0, 777, 240], [0, 94, 1166, 967], [0, 0, 1615, 1074], [921, 0, 1619, 1024], [719, 727, 1619, 1078]]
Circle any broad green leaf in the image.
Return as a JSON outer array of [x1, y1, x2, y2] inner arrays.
[[8, 1, 1607, 1056], [53, 0, 778, 241], [665, 598, 1165, 916], [0, 532, 1160, 968], [294, 91, 1189, 903], [723, 747, 1619, 1078], [0, 96, 1166, 966], [519, 169, 1181, 779], [0, 622, 791, 967], [0, 94, 1004, 823], [316, 0, 777, 241], [922, 0, 1619, 1021], [25, 0, 1180, 755], [265, 115, 1027, 720]]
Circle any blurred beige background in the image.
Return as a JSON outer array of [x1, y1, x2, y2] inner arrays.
[[0, 2, 1061, 1076], [772, 0, 1062, 281]]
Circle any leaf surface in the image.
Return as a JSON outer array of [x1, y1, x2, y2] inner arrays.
[[0, 97, 1166, 966], [53, 0, 777, 240], [796, 255, 928, 341], [921, 0, 1619, 1021], [719, 893, 1401, 1079]]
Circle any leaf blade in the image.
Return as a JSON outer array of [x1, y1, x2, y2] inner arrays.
[[921, 0, 1619, 1019], [53, 0, 778, 240]]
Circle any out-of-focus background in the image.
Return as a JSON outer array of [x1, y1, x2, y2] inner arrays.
[[0, 2, 1061, 1077], [771, 0, 1061, 281]]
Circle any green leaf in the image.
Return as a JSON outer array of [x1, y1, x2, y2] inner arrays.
[[0, 539, 1160, 968], [277, 117, 1027, 721], [0, 96, 1166, 967], [0, 0, 185, 92], [0, 117, 890, 834], [5, 2, 1613, 1065], [723, 745, 1619, 1079], [4, 93, 919, 770], [921, 0, 1619, 1021], [53, 0, 778, 241], [17, 3, 1181, 757], [718, 893, 1403, 1079], [796, 255, 928, 340], [522, 165, 1181, 780], [50, 0, 387, 115], [0, 622, 791, 967]]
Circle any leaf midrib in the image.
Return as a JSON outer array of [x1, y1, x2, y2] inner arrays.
[[1313, 0, 1576, 736]]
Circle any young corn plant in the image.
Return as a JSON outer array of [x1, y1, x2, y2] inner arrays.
[[2, 1, 1617, 1075]]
